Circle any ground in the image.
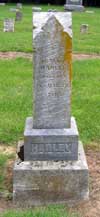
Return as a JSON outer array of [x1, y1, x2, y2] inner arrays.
[[0, 52, 100, 61], [74, 146, 100, 217]]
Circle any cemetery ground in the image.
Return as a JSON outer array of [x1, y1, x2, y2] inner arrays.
[[0, 4, 100, 217]]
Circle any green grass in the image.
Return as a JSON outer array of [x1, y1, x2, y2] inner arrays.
[[0, 58, 32, 143], [0, 4, 32, 52], [72, 58, 100, 144], [73, 8, 100, 54], [0, 205, 79, 217], [0, 57, 100, 145], [0, 4, 100, 53]]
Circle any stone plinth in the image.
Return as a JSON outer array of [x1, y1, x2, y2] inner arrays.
[[24, 117, 79, 161], [13, 142, 89, 207]]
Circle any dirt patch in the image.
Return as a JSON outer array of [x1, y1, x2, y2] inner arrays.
[[0, 52, 32, 60], [74, 148, 100, 217], [0, 145, 15, 155], [0, 147, 100, 216], [73, 53, 100, 61], [4, 159, 14, 193], [0, 52, 100, 61]]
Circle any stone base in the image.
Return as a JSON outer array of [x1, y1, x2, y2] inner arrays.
[[64, 5, 84, 12], [24, 116, 79, 161], [13, 141, 89, 207]]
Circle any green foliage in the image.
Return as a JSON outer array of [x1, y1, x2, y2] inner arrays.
[[0, 205, 79, 217]]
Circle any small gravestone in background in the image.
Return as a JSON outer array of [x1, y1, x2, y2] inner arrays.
[[3, 18, 14, 32], [0, 3, 5, 6], [15, 11, 23, 21], [9, 8, 18, 12], [13, 12, 89, 207], [64, 0, 84, 11], [80, 24, 88, 34], [86, 10, 94, 14], [16, 3, 22, 9], [32, 7, 42, 12], [48, 9, 57, 12]]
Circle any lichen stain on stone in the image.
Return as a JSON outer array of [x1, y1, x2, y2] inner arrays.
[[61, 31, 72, 82], [48, 176, 63, 192]]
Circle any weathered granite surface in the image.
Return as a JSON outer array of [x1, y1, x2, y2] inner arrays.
[[33, 12, 72, 129], [10, 8, 18, 12], [0, 3, 5, 6], [64, 5, 84, 11], [80, 24, 88, 34], [3, 18, 14, 32], [24, 13, 77, 161], [15, 11, 23, 21], [66, 0, 83, 5], [32, 7, 42, 12], [16, 3, 22, 9], [64, 0, 84, 11], [24, 116, 79, 161], [13, 141, 89, 207]]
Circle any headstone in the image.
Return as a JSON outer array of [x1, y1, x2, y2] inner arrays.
[[64, 0, 84, 11], [32, 7, 42, 12], [13, 12, 89, 207], [80, 24, 88, 34], [0, 3, 5, 6], [86, 10, 94, 14], [3, 18, 15, 32], [24, 12, 77, 161], [9, 8, 18, 12], [48, 9, 57, 12], [15, 11, 23, 21], [16, 3, 22, 9]]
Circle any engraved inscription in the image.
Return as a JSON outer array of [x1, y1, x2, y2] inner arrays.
[[33, 14, 72, 128], [31, 143, 72, 154]]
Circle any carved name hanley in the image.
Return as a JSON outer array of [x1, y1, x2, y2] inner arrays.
[[31, 143, 72, 154]]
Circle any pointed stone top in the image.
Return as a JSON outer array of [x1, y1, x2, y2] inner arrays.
[[33, 12, 72, 39]]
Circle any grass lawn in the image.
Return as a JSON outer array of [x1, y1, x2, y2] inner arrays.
[[0, 57, 99, 145], [72, 8, 100, 54], [0, 206, 79, 217], [0, 58, 32, 144], [0, 4, 100, 53]]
